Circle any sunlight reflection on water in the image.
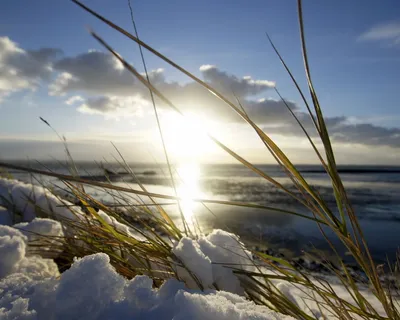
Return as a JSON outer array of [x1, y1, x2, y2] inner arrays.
[[177, 163, 202, 226]]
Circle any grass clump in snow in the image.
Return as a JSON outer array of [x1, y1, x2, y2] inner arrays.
[[1, 0, 400, 319]]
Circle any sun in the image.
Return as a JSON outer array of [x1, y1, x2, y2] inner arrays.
[[158, 112, 215, 225], [162, 112, 217, 161]]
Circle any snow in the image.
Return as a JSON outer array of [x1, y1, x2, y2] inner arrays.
[[14, 218, 64, 242], [0, 252, 294, 320], [198, 229, 253, 295], [172, 229, 254, 295], [0, 226, 27, 278], [97, 210, 144, 240], [0, 225, 59, 279], [13, 218, 64, 259], [275, 283, 299, 308], [0, 177, 393, 319], [0, 178, 292, 319], [0, 207, 12, 226], [0, 177, 82, 223], [173, 237, 214, 289], [174, 290, 286, 320], [0, 178, 145, 241], [55, 254, 126, 320]]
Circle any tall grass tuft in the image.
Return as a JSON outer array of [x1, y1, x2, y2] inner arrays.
[[0, 0, 399, 318]]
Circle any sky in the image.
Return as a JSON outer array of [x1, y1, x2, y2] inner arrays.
[[0, 0, 400, 164]]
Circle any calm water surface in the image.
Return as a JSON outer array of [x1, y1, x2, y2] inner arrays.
[[8, 161, 400, 262]]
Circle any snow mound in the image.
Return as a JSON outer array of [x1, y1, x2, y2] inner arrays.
[[173, 236, 214, 289], [0, 206, 12, 226], [0, 178, 145, 241], [14, 218, 64, 242], [173, 229, 253, 294], [0, 252, 293, 320], [10, 218, 64, 259], [174, 290, 288, 320], [0, 225, 59, 280], [0, 178, 81, 223], [97, 210, 144, 240]]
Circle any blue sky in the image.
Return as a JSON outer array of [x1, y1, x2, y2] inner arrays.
[[1, 0, 400, 164]]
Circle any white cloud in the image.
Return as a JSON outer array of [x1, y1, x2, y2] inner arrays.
[[359, 21, 400, 46], [48, 49, 400, 149], [2, 35, 400, 151], [0, 37, 61, 101], [48, 51, 281, 123], [48, 50, 276, 100], [65, 95, 84, 105], [199, 64, 215, 72]]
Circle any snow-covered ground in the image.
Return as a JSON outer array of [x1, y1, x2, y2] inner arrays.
[[0, 177, 392, 319], [0, 224, 294, 320], [0, 177, 295, 319]]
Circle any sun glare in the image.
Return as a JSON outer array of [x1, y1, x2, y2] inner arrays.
[[176, 163, 202, 223], [163, 112, 217, 161]]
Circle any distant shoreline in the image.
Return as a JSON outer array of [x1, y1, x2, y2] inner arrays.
[[301, 169, 400, 174]]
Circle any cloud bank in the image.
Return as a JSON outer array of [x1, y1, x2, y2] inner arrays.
[[1, 35, 400, 150], [0, 37, 61, 101]]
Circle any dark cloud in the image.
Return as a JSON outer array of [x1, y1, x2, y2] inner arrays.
[[200, 65, 275, 97], [83, 96, 120, 113], [331, 123, 400, 148], [264, 114, 345, 137], [77, 95, 146, 118], [50, 50, 136, 96], [264, 113, 400, 148], [243, 98, 298, 123]]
